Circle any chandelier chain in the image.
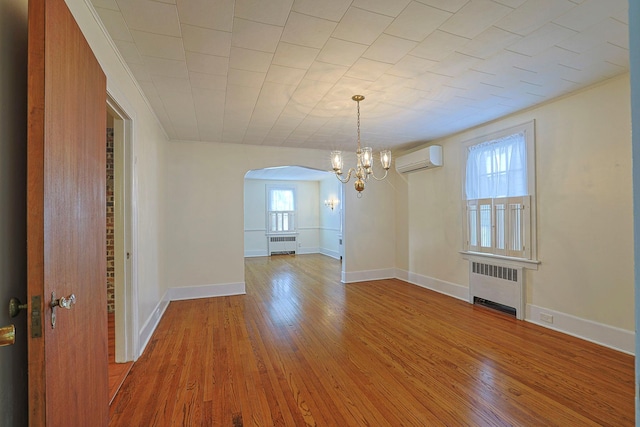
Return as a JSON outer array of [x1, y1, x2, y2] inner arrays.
[[356, 99, 361, 150]]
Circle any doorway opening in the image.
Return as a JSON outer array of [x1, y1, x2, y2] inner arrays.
[[106, 95, 137, 403], [243, 166, 345, 277]]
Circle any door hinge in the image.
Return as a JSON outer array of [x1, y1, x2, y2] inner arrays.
[[31, 295, 42, 338]]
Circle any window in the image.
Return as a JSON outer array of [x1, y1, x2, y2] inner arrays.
[[267, 186, 296, 233], [463, 121, 536, 260]]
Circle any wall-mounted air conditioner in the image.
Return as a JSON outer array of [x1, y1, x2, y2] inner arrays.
[[395, 145, 443, 173]]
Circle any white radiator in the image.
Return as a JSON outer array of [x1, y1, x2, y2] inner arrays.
[[268, 235, 296, 255], [469, 261, 524, 320]]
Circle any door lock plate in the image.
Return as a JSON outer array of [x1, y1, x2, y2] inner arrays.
[[31, 295, 42, 338]]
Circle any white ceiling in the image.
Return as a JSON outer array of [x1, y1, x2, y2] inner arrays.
[[91, 0, 629, 153]]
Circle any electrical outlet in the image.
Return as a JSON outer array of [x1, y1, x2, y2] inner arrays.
[[540, 312, 553, 323]]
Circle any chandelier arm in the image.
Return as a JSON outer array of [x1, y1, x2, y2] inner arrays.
[[334, 168, 356, 184], [368, 168, 389, 181]]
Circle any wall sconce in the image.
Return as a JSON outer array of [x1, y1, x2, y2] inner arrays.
[[324, 198, 339, 211]]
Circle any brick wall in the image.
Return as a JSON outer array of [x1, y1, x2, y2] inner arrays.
[[106, 128, 114, 313]]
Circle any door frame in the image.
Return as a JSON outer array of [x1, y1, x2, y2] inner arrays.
[[107, 92, 138, 362]]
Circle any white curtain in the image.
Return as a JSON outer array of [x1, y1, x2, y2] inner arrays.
[[269, 188, 294, 211], [465, 132, 527, 200]]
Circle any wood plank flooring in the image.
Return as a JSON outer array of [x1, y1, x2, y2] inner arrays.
[[109, 254, 634, 426], [108, 313, 133, 405]]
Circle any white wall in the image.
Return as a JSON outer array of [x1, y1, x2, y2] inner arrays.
[[402, 74, 634, 353], [319, 176, 342, 259], [0, 0, 28, 423], [244, 179, 321, 257], [67, 0, 168, 354], [163, 142, 399, 294]]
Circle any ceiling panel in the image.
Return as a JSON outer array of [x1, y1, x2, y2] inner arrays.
[[90, 0, 629, 153]]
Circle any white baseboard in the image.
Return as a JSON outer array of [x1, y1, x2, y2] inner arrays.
[[527, 304, 634, 355], [396, 268, 468, 301], [167, 282, 246, 301], [395, 269, 635, 355], [297, 246, 319, 255], [320, 248, 340, 259], [138, 297, 170, 358], [342, 268, 395, 283], [137, 282, 245, 357], [244, 250, 268, 257]]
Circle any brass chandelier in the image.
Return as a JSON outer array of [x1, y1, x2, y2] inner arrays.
[[331, 95, 391, 196]]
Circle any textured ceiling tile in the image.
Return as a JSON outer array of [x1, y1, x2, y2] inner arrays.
[[470, 50, 528, 75], [411, 30, 470, 61], [114, 39, 144, 64], [495, 0, 575, 36], [316, 38, 368, 67], [192, 88, 225, 130], [116, 0, 180, 36], [405, 75, 438, 94], [439, 0, 513, 39], [328, 75, 372, 102], [95, 0, 630, 149], [229, 47, 274, 73], [345, 58, 392, 81], [152, 76, 192, 96], [161, 93, 198, 128], [225, 84, 261, 112], [192, 88, 225, 117], [177, 0, 233, 31], [266, 65, 307, 86], [563, 43, 628, 74], [143, 57, 189, 78], [292, 0, 352, 22], [552, 0, 627, 32], [290, 80, 334, 108], [140, 85, 176, 137], [130, 30, 184, 60], [306, 62, 349, 84], [254, 81, 296, 114], [91, 0, 119, 11], [492, 0, 527, 7], [182, 25, 231, 57], [189, 71, 227, 90], [332, 7, 393, 45], [368, 74, 412, 92], [363, 34, 417, 64], [185, 52, 229, 75], [351, 0, 411, 17], [281, 12, 337, 49], [384, 2, 451, 42], [127, 63, 152, 82], [94, 8, 134, 42], [557, 18, 629, 53], [272, 43, 320, 69], [516, 46, 579, 74], [414, 0, 467, 13], [506, 23, 577, 56], [234, 0, 294, 26], [227, 69, 267, 88], [457, 26, 522, 59], [231, 18, 283, 53], [387, 55, 437, 78]]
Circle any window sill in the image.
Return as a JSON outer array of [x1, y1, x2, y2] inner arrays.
[[460, 251, 540, 270], [266, 231, 298, 236]]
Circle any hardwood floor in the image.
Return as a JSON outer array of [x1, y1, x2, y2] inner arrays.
[[108, 313, 133, 404], [109, 254, 634, 426]]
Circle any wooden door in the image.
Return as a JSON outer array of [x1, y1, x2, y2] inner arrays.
[[27, 0, 109, 424]]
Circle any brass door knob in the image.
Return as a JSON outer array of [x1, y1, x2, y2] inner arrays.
[[0, 324, 15, 346]]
